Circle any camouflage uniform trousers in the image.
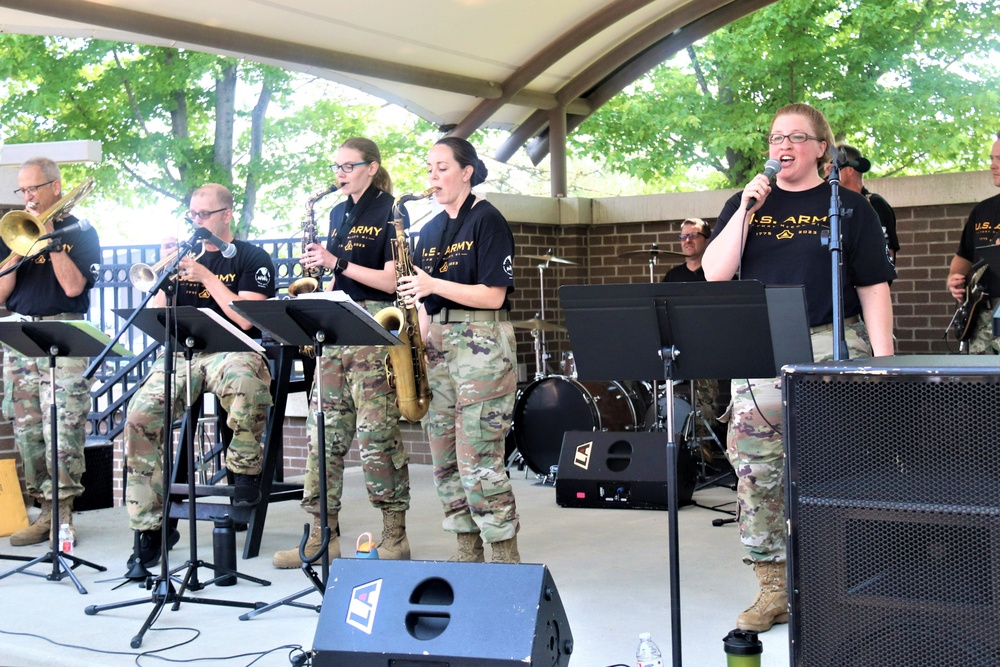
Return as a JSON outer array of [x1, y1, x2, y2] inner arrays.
[[2, 346, 90, 501], [301, 311, 409, 517], [966, 307, 1000, 354], [424, 320, 519, 544], [724, 320, 870, 564], [124, 351, 271, 531]]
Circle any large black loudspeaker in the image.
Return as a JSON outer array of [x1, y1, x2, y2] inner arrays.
[[784, 356, 1000, 667], [312, 559, 573, 666], [555, 431, 695, 509]]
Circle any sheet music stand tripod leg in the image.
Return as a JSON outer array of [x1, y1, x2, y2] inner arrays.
[[0, 345, 107, 593], [241, 332, 332, 620]]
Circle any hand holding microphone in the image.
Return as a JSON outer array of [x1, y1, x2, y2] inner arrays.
[[745, 159, 782, 211]]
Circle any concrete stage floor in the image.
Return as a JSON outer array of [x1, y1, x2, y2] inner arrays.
[[0, 463, 789, 666]]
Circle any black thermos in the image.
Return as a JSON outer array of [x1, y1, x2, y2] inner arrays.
[[212, 515, 237, 586]]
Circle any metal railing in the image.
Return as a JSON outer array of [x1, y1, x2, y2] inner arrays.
[[87, 238, 304, 441]]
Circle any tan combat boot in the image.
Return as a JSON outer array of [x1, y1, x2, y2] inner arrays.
[[9, 499, 52, 547], [448, 532, 485, 562], [376, 510, 410, 560], [490, 535, 521, 564], [736, 561, 789, 632], [272, 513, 340, 568]]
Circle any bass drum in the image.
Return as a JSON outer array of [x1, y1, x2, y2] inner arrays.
[[512, 375, 647, 476]]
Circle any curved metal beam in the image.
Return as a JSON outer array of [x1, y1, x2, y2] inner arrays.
[[499, 0, 779, 164], [448, 0, 657, 138]]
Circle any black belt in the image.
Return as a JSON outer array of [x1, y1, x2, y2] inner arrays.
[[26, 313, 85, 322], [431, 308, 509, 324]]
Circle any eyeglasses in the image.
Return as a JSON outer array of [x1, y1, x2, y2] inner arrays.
[[767, 132, 823, 145], [186, 207, 229, 221], [679, 233, 707, 241], [331, 161, 372, 173], [13, 180, 56, 197]]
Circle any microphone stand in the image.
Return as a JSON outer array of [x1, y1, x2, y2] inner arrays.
[[826, 156, 849, 361]]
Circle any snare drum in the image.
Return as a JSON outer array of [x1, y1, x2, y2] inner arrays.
[[512, 375, 647, 476]]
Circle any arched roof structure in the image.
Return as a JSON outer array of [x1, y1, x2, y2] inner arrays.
[[0, 0, 779, 194]]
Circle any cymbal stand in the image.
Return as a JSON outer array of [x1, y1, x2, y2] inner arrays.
[[0, 344, 107, 593], [646, 257, 661, 429], [680, 382, 737, 524], [646, 245, 660, 283], [530, 322, 544, 380], [536, 255, 553, 375]]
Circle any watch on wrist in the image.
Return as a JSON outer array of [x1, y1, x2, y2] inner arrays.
[[334, 257, 349, 275]]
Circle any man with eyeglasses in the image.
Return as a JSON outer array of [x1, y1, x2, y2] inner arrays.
[[122, 183, 275, 571], [0, 156, 101, 549], [662, 217, 711, 283], [946, 131, 1000, 353], [828, 144, 900, 267]]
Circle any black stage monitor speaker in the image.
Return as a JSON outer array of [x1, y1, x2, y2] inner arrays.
[[784, 356, 1000, 667], [312, 559, 573, 667], [555, 431, 695, 510]]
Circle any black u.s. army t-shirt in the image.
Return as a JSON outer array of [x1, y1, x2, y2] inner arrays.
[[1, 214, 102, 317], [175, 240, 275, 339], [413, 199, 515, 316], [713, 181, 895, 328], [956, 192, 1000, 262], [326, 185, 395, 302]]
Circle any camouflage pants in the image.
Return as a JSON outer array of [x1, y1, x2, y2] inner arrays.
[[724, 320, 870, 564], [2, 346, 90, 501], [966, 307, 1000, 354], [124, 351, 271, 531], [301, 331, 409, 516], [425, 320, 519, 544]]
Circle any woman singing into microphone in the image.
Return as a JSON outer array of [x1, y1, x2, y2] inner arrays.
[[703, 103, 894, 633]]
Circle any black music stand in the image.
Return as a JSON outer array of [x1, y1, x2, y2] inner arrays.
[[0, 320, 122, 593], [559, 280, 812, 667], [230, 294, 400, 620], [84, 306, 270, 646]]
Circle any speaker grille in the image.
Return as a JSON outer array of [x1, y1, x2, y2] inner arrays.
[[786, 363, 1000, 667]]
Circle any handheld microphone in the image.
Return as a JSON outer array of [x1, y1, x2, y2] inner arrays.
[[193, 226, 237, 258], [37, 218, 92, 241], [746, 159, 782, 209]]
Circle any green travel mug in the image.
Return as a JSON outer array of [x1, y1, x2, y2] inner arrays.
[[723, 629, 762, 667]]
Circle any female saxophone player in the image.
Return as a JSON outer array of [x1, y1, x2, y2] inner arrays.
[[272, 137, 411, 567]]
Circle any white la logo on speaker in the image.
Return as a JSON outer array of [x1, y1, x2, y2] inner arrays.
[[346, 578, 382, 634], [574, 442, 592, 470]]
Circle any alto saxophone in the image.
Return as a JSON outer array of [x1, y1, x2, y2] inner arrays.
[[375, 188, 436, 422], [288, 183, 339, 297]]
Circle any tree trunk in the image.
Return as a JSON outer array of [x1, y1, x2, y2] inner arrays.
[[238, 74, 274, 240]]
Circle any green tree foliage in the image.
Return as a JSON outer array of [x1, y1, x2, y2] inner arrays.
[[0, 35, 435, 238], [571, 0, 1000, 191]]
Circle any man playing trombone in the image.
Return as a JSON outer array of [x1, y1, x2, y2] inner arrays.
[[0, 156, 101, 549], [122, 183, 275, 570]]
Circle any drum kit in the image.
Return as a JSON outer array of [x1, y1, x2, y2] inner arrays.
[[506, 244, 730, 489]]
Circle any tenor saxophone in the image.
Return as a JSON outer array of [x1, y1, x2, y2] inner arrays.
[[375, 188, 436, 422], [288, 183, 339, 297]]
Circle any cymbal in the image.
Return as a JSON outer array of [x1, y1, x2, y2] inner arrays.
[[512, 318, 567, 333], [618, 244, 684, 259], [522, 252, 576, 265]]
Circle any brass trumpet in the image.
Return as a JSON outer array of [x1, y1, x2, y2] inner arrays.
[[0, 177, 95, 272], [129, 242, 206, 292]]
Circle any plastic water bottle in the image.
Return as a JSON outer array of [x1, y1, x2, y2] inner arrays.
[[58, 523, 73, 555], [636, 632, 663, 667]]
